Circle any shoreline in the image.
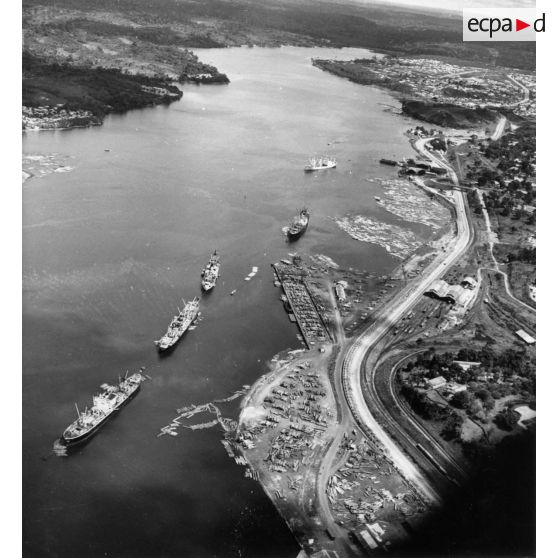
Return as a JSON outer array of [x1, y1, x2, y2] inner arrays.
[[233, 127, 459, 552]]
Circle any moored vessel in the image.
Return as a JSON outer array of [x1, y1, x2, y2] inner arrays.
[[155, 297, 200, 351], [304, 156, 336, 172], [201, 250, 220, 291], [62, 370, 144, 445], [287, 209, 310, 240]]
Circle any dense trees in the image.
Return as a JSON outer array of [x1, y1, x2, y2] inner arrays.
[[400, 385, 450, 421], [401, 345, 535, 404], [507, 247, 536, 265], [494, 408, 519, 431], [23, 51, 183, 116]]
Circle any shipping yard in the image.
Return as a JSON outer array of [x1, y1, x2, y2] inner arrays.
[[238, 347, 340, 551], [146, 116, 536, 557], [273, 262, 331, 348], [227, 114, 535, 556]]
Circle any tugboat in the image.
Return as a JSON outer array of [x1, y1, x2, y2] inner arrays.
[[304, 156, 336, 172], [287, 209, 310, 240], [201, 250, 220, 292], [62, 370, 144, 445], [155, 297, 200, 351]]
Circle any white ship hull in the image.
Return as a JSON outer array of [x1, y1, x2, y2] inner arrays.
[[304, 158, 336, 172]]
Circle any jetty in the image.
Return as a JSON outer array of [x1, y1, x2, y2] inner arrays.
[[272, 262, 331, 348]]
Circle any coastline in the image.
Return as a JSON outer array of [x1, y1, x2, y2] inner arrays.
[[233, 127, 459, 552]]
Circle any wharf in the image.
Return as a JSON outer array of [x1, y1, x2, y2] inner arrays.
[[272, 263, 331, 348]]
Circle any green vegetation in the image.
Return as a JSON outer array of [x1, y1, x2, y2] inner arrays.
[[400, 385, 450, 421], [467, 123, 536, 215], [312, 59, 414, 94], [23, 51, 182, 117], [402, 100, 499, 129], [23, 0, 535, 128], [48, 18, 227, 49], [460, 123, 536, 285], [23, 0, 535, 71], [398, 345, 535, 442]]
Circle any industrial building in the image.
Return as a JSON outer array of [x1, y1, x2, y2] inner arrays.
[[424, 278, 476, 306], [515, 329, 536, 344]]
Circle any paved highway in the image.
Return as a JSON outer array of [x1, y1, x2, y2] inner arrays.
[[507, 74, 531, 105], [315, 137, 471, 552], [340, 137, 471, 503], [491, 116, 507, 141]]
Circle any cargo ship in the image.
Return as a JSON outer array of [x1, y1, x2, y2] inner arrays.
[[201, 250, 220, 291], [287, 209, 310, 240], [304, 156, 336, 172], [62, 370, 143, 445], [380, 158, 398, 166], [155, 297, 200, 351]]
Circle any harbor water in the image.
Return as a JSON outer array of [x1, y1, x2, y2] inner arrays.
[[23, 46, 434, 557]]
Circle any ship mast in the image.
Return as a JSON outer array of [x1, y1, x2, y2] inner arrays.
[[74, 402, 81, 419]]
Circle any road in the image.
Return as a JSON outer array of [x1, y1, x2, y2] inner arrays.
[[506, 73, 531, 105], [491, 116, 507, 141], [475, 188, 535, 314], [315, 136, 472, 535], [340, 140, 470, 502]]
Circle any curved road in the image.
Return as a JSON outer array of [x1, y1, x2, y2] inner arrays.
[[340, 178, 470, 505], [317, 136, 472, 525]]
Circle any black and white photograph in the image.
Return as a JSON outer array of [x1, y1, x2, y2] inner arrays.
[[18, 0, 547, 557]]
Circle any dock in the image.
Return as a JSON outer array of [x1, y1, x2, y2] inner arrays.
[[273, 262, 332, 348]]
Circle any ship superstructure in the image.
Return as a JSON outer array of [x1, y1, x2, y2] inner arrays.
[[62, 371, 143, 444], [154, 296, 200, 351], [304, 156, 336, 172], [201, 250, 220, 291]]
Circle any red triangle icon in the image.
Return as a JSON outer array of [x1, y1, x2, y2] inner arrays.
[[516, 19, 530, 31]]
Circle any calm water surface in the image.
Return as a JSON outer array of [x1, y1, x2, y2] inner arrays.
[[23, 46, 426, 558]]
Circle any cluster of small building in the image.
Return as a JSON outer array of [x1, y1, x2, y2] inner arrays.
[[140, 84, 181, 98], [363, 56, 534, 118], [509, 72, 536, 119], [425, 375, 467, 397], [22, 105, 100, 130]]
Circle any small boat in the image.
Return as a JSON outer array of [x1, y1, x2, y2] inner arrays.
[[304, 156, 336, 172]]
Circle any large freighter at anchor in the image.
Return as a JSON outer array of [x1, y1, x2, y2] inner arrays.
[[62, 370, 143, 445], [287, 209, 310, 240], [201, 250, 220, 291], [155, 296, 200, 351]]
